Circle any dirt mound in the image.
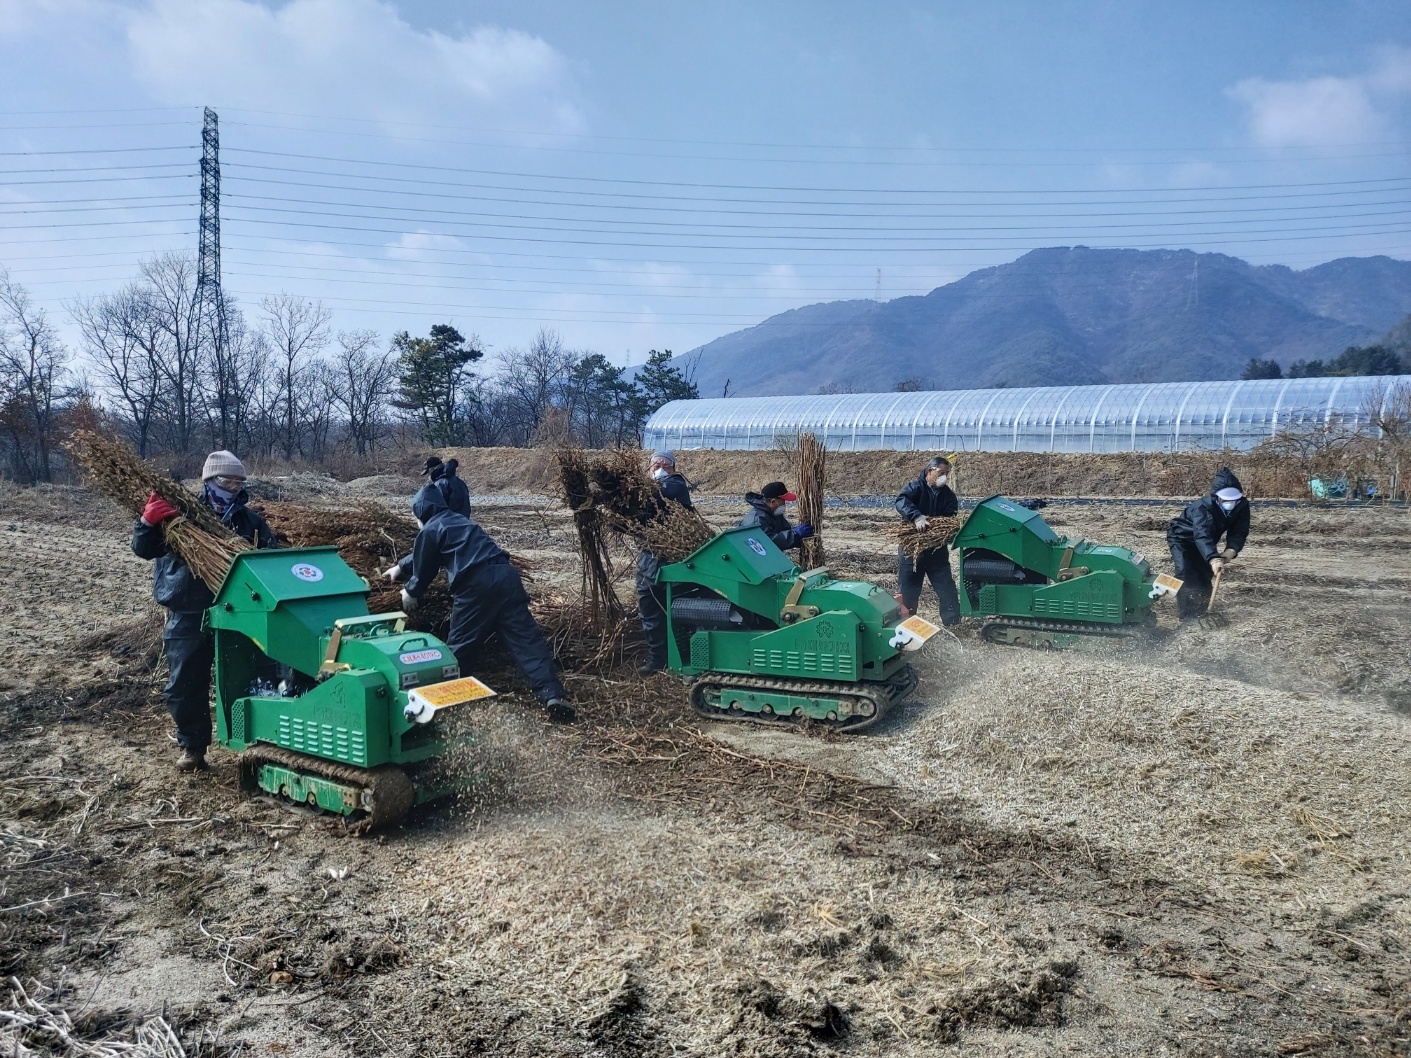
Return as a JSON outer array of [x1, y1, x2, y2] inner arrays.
[[440, 445, 1335, 499]]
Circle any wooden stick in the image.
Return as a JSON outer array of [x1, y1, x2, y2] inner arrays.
[[1207, 566, 1224, 612]]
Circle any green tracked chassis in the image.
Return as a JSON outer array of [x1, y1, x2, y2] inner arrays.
[[688, 664, 918, 732], [978, 615, 1154, 651]]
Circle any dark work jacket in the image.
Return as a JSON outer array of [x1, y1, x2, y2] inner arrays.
[[404, 484, 508, 599], [657, 472, 693, 511], [392, 470, 475, 577], [738, 493, 800, 550], [436, 468, 472, 519], [895, 475, 959, 522], [1167, 467, 1251, 561], [131, 489, 277, 614]]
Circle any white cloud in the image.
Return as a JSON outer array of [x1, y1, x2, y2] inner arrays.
[[125, 0, 583, 133], [1228, 48, 1411, 148]]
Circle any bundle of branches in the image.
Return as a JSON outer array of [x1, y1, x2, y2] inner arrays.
[[65, 429, 251, 591], [796, 432, 827, 568], [554, 447, 624, 626], [883, 512, 970, 567], [255, 500, 456, 632], [591, 448, 714, 563], [555, 447, 714, 568]]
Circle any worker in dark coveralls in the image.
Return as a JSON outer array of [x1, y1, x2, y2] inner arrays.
[[392, 484, 575, 723], [637, 450, 694, 676], [738, 481, 813, 552], [385, 456, 472, 581], [132, 450, 277, 772], [1166, 467, 1250, 622], [894, 456, 961, 626]]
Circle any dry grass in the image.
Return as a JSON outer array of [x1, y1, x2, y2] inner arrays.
[[64, 429, 251, 592]]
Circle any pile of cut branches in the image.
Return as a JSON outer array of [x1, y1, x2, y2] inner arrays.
[[882, 512, 970, 567], [65, 429, 251, 591]]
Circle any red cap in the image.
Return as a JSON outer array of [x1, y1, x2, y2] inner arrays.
[[761, 481, 797, 502]]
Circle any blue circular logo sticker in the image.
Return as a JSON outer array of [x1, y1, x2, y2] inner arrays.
[[291, 562, 324, 583], [748, 538, 768, 556]]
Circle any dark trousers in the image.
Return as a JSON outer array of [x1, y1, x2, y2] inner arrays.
[[1168, 536, 1214, 621], [163, 610, 213, 751], [898, 546, 961, 626], [636, 550, 668, 664], [448, 561, 566, 702]]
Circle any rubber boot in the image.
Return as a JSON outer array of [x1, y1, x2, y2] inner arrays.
[[544, 698, 577, 724], [177, 747, 208, 772]]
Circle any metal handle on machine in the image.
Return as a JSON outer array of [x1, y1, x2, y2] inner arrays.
[[780, 567, 826, 624], [318, 626, 347, 680]]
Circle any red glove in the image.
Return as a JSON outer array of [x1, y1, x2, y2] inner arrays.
[[141, 492, 179, 526]]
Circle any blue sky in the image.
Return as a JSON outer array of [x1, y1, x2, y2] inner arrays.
[[1, 0, 1409, 372]]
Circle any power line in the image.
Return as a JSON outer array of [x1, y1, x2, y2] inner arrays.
[[0, 146, 196, 157], [224, 147, 1411, 196], [223, 161, 1411, 208], [222, 119, 1411, 168]]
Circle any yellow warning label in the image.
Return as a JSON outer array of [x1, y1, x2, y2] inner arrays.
[[408, 676, 497, 710], [899, 614, 942, 641], [1154, 573, 1184, 592]]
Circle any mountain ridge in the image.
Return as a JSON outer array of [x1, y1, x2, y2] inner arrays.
[[677, 247, 1411, 397]]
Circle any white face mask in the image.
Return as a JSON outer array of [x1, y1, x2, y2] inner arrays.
[[932, 474, 947, 487], [414, 516, 425, 529], [652, 467, 669, 481], [1219, 500, 1238, 513]]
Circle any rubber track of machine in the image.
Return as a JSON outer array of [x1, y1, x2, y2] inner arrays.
[[240, 745, 416, 832], [688, 668, 915, 734], [978, 616, 1150, 649]]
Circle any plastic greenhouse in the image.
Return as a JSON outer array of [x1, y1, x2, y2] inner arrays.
[[643, 376, 1411, 453]]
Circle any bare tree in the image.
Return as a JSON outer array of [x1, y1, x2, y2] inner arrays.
[[139, 254, 204, 454], [496, 328, 578, 445], [0, 270, 71, 482], [327, 330, 395, 456], [72, 283, 165, 456], [260, 293, 332, 460]]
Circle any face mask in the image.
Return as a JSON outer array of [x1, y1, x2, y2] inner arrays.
[[652, 467, 669, 482], [414, 516, 425, 529], [207, 481, 236, 501], [1219, 500, 1238, 513]]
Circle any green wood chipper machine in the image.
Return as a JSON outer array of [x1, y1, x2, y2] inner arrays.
[[205, 546, 494, 828], [951, 496, 1181, 649], [655, 527, 936, 732]]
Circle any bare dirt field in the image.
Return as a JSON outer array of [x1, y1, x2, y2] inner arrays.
[[2, 475, 1410, 1056]]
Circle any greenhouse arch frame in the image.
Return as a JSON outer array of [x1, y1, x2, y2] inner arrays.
[[643, 376, 1411, 453]]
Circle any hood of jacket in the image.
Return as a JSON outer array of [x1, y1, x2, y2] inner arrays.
[[412, 482, 452, 524], [743, 492, 772, 511], [1210, 467, 1244, 496]]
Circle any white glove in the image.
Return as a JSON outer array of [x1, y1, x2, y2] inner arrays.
[[400, 588, 418, 612], [383, 564, 402, 583], [914, 516, 930, 530], [1209, 557, 1225, 574], [1220, 548, 1237, 562]]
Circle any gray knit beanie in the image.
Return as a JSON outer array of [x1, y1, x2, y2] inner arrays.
[[201, 450, 246, 481]]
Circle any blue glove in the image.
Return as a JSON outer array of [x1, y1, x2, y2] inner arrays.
[[795, 523, 814, 539]]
